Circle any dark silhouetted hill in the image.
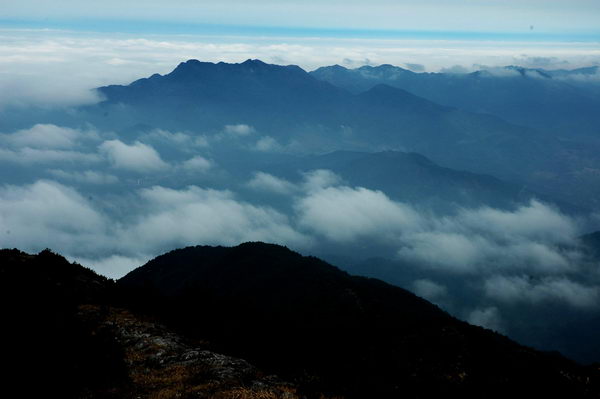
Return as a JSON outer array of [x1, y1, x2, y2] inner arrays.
[[0, 249, 125, 397], [0, 249, 310, 398], [119, 242, 600, 399]]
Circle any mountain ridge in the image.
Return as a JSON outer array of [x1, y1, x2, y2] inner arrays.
[[3, 244, 600, 397], [118, 242, 600, 399]]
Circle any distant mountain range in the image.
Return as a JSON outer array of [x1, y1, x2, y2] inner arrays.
[[310, 64, 600, 139], [87, 59, 600, 209], [252, 150, 582, 213], [4, 245, 599, 398]]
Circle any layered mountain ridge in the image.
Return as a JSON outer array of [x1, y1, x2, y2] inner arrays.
[[86, 59, 600, 208]]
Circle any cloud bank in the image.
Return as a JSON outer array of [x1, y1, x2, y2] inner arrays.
[[1, 29, 599, 109]]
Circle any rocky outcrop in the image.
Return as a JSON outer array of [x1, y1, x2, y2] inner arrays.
[[77, 304, 303, 399]]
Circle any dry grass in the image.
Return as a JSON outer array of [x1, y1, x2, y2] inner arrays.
[[212, 386, 298, 399]]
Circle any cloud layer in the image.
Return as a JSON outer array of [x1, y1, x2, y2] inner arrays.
[[1, 29, 598, 109]]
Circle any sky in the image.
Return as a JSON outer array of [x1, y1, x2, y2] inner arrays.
[[1, 0, 599, 109], [3, 0, 600, 36]]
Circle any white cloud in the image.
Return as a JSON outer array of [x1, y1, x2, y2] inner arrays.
[[0, 180, 311, 268], [247, 172, 296, 195], [0, 124, 100, 164], [121, 185, 309, 252], [454, 200, 578, 245], [484, 275, 600, 308], [224, 124, 254, 136], [1, 29, 598, 110], [301, 169, 342, 192], [99, 139, 169, 172], [296, 185, 421, 242], [397, 200, 578, 273], [399, 232, 493, 273], [0, 180, 108, 255], [181, 155, 214, 172], [254, 136, 283, 152], [1, 124, 82, 149]]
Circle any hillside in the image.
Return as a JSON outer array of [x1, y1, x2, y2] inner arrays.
[[0, 249, 306, 399], [119, 242, 600, 399], [4, 245, 600, 397]]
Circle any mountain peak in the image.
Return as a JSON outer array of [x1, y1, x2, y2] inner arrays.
[[118, 242, 600, 398], [170, 59, 214, 75], [241, 58, 267, 66]]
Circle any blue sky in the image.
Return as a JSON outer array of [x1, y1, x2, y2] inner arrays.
[[3, 0, 600, 39]]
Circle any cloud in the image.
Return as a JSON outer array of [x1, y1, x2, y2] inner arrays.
[[0, 72, 102, 109], [1, 124, 83, 149], [412, 279, 447, 302], [224, 124, 254, 136], [467, 307, 504, 332], [515, 56, 569, 68], [247, 172, 296, 195], [440, 65, 470, 74], [122, 185, 309, 253], [0, 179, 310, 268], [484, 275, 599, 309], [291, 174, 581, 274], [453, 200, 577, 243], [397, 200, 578, 274], [301, 169, 342, 192], [0, 180, 108, 255], [478, 66, 522, 78], [99, 139, 169, 172], [181, 155, 214, 172], [399, 232, 492, 273], [0, 124, 101, 164], [48, 169, 119, 184], [404, 63, 425, 72], [296, 185, 421, 242], [254, 136, 283, 152], [0, 29, 598, 112]]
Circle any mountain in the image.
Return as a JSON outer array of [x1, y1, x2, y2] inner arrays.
[[3, 244, 600, 397], [88, 59, 600, 208], [0, 248, 310, 399], [310, 64, 600, 140], [256, 150, 582, 213], [1, 249, 124, 397], [94, 59, 348, 134], [119, 242, 600, 399]]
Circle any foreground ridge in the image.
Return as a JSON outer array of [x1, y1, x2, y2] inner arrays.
[[2, 245, 599, 398]]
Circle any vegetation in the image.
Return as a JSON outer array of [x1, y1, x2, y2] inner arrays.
[[2, 245, 600, 398]]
